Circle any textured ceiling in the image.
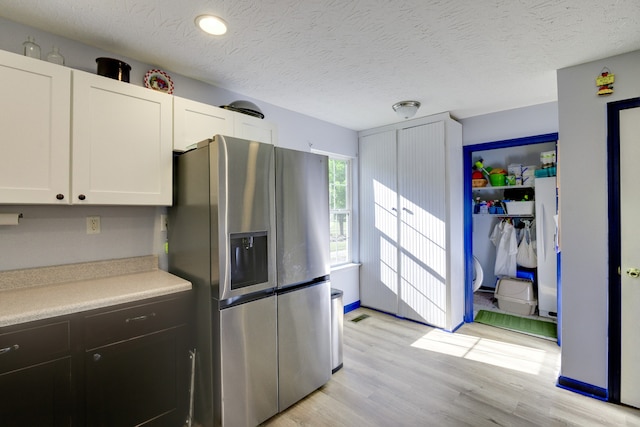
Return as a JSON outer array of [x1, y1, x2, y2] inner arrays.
[[0, 0, 639, 130]]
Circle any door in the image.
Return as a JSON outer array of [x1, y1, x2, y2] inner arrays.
[[397, 122, 447, 327], [0, 50, 71, 204], [234, 113, 278, 145], [534, 176, 558, 318], [173, 96, 234, 152], [220, 295, 278, 426], [275, 148, 330, 288], [72, 70, 173, 205], [277, 281, 331, 411], [0, 358, 72, 426], [85, 327, 188, 427], [619, 105, 640, 407], [359, 130, 398, 314]]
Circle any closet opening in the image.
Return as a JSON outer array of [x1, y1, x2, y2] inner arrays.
[[463, 133, 559, 341]]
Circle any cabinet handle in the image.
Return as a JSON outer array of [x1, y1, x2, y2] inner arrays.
[[78, 194, 86, 201], [56, 194, 65, 200], [0, 344, 19, 355], [125, 312, 156, 323], [402, 207, 414, 215], [93, 353, 101, 362]]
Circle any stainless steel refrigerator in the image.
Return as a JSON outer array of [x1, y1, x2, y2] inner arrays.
[[169, 135, 278, 427], [169, 137, 332, 426], [274, 147, 332, 411]]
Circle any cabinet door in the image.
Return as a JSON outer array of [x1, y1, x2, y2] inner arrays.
[[173, 96, 234, 152], [0, 50, 71, 204], [85, 326, 189, 427], [0, 357, 72, 427], [397, 122, 447, 327], [0, 319, 72, 426], [359, 130, 399, 314], [72, 71, 172, 205], [233, 112, 278, 145]]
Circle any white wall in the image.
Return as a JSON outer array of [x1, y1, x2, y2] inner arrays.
[[0, 17, 360, 305], [460, 102, 558, 146], [557, 49, 640, 389]]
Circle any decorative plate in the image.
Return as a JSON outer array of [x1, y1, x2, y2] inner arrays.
[[144, 69, 174, 94]]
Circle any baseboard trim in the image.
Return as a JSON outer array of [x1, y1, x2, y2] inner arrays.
[[557, 376, 608, 401], [344, 300, 360, 313]]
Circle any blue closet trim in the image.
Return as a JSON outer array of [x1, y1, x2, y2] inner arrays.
[[557, 376, 608, 401], [344, 300, 360, 314], [463, 133, 559, 323]]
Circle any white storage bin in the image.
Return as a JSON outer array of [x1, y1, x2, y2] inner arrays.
[[495, 277, 537, 315], [505, 201, 534, 215]]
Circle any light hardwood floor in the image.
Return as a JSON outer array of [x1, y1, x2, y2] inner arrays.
[[262, 307, 640, 426]]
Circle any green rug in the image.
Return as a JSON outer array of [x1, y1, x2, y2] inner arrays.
[[475, 310, 557, 340]]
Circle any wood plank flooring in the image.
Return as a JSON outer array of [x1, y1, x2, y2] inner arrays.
[[262, 307, 640, 426]]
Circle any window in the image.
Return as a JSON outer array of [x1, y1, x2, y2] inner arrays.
[[328, 157, 352, 265]]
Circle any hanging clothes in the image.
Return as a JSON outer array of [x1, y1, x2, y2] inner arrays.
[[516, 222, 537, 268], [490, 220, 518, 277]]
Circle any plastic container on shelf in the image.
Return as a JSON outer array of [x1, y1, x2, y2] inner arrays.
[[540, 150, 556, 167], [489, 174, 506, 186], [505, 201, 534, 215], [534, 167, 557, 178]]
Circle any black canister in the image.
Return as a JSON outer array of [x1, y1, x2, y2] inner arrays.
[[96, 57, 131, 82]]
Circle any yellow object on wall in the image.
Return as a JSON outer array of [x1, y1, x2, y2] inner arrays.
[[596, 68, 614, 95]]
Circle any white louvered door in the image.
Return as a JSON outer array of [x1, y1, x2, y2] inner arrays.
[[359, 130, 399, 314], [397, 122, 447, 327]]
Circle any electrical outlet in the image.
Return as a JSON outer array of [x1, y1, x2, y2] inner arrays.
[[160, 214, 168, 232], [87, 216, 101, 234]]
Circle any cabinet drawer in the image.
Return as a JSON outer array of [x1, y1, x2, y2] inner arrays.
[[84, 295, 190, 349], [0, 321, 71, 374]]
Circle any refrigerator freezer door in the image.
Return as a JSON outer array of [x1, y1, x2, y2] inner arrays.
[[277, 280, 331, 411], [275, 148, 330, 287], [220, 295, 278, 427]]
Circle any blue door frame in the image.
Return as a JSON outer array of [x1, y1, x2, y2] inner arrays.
[[463, 132, 559, 324]]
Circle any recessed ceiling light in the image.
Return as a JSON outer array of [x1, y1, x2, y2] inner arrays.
[[195, 15, 228, 36]]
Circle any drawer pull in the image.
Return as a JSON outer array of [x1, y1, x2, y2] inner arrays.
[[93, 353, 102, 362], [125, 312, 156, 323], [0, 344, 19, 355]]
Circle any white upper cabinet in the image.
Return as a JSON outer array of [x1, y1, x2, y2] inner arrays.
[[72, 70, 173, 205], [173, 96, 234, 152], [0, 50, 71, 204], [173, 96, 278, 150], [0, 48, 278, 206], [233, 112, 278, 145]]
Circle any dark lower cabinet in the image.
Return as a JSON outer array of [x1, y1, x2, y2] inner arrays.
[[0, 357, 72, 427], [85, 325, 189, 427], [0, 319, 72, 426], [0, 291, 193, 427]]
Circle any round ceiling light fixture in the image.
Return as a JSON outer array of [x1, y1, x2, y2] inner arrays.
[[195, 14, 228, 36], [392, 100, 421, 119]]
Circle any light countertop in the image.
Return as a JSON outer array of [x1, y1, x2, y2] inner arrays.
[[0, 256, 192, 327]]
